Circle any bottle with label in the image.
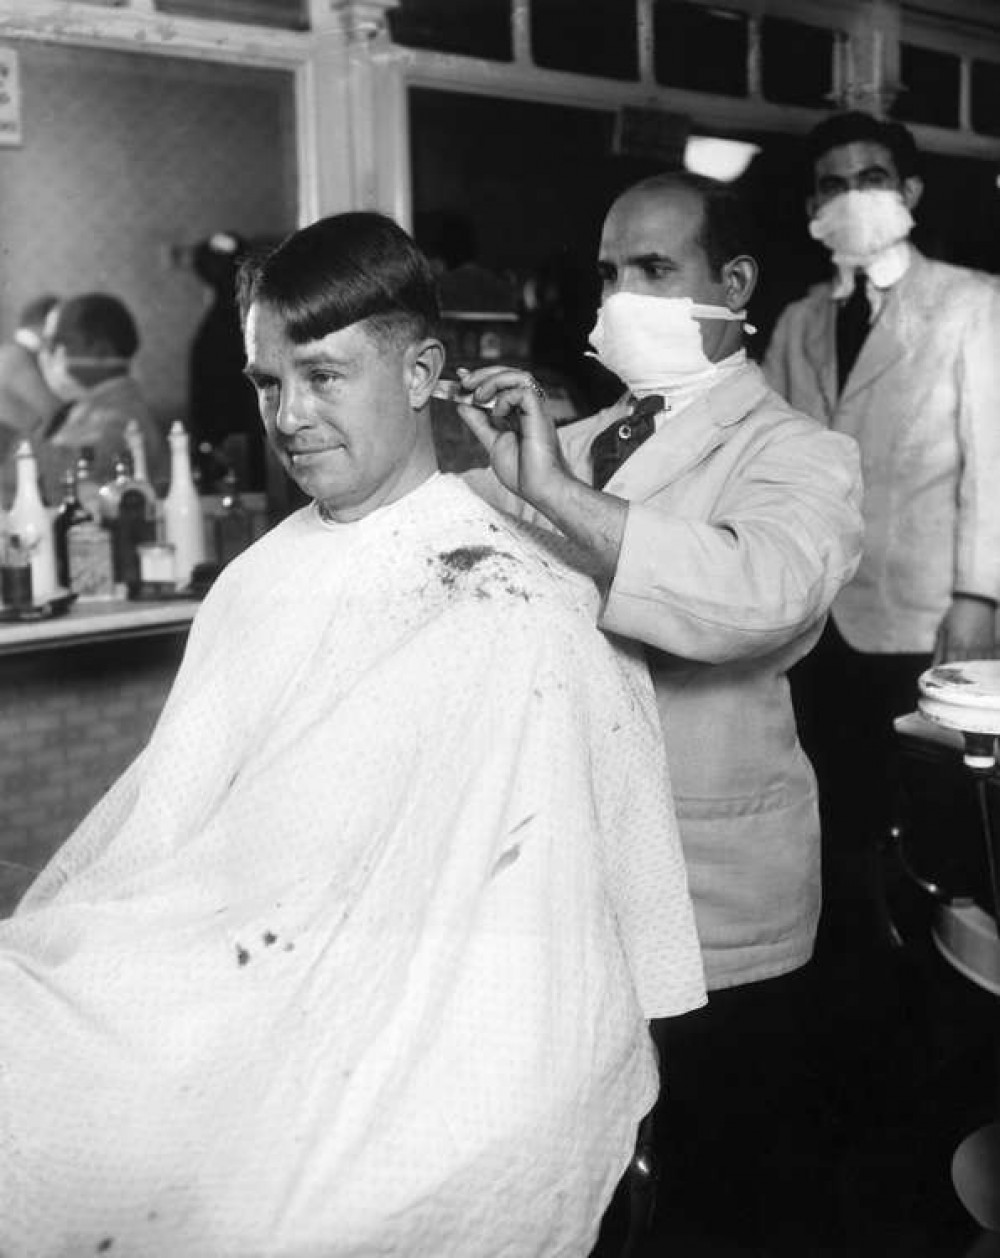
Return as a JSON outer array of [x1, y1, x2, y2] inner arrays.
[[164, 421, 206, 589], [213, 468, 254, 568], [98, 455, 157, 592], [8, 441, 58, 602], [53, 468, 115, 599]]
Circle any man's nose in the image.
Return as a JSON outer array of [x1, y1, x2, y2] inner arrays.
[[274, 383, 307, 435]]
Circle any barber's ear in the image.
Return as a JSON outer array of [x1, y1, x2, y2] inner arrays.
[[901, 175, 923, 213], [406, 337, 446, 409], [722, 255, 758, 311]]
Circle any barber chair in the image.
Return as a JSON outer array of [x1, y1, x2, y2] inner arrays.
[[589, 1115, 658, 1258], [893, 661, 1000, 1240]]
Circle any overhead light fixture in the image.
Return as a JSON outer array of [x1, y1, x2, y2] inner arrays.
[[683, 136, 760, 182]]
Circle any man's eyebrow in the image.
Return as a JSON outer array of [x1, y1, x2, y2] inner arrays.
[[598, 252, 677, 270], [618, 252, 678, 270]]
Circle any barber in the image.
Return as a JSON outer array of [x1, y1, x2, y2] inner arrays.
[[460, 169, 863, 1253]]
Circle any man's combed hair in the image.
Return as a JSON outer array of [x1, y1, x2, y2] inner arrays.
[[238, 211, 440, 345], [51, 293, 140, 360], [624, 170, 762, 278], [805, 111, 921, 181]]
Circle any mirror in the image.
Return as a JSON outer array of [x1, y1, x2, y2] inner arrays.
[[0, 37, 298, 493]]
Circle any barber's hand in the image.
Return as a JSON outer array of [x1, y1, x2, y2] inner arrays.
[[933, 595, 998, 664], [454, 366, 574, 513]]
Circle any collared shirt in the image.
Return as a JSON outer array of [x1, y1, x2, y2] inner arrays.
[[830, 240, 912, 320], [641, 348, 749, 430]]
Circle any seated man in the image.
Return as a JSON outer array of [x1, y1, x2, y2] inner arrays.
[[0, 212, 705, 1256], [37, 291, 167, 494]]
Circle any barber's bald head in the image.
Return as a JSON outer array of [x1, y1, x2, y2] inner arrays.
[[609, 171, 762, 281]]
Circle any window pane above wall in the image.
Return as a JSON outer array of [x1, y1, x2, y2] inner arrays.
[[653, 2, 748, 97], [760, 17, 835, 108], [531, 0, 638, 80], [892, 43, 961, 128], [389, 0, 513, 60], [971, 59, 1000, 137], [156, 0, 308, 28]]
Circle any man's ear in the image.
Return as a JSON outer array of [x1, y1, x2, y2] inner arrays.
[[901, 174, 923, 213], [722, 255, 758, 311], [406, 337, 445, 409]]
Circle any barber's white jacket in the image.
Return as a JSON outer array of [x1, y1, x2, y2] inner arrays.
[[472, 362, 863, 989], [765, 249, 1000, 652]]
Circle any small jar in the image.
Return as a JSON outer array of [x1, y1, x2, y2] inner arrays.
[[137, 541, 176, 589], [1, 534, 34, 608]]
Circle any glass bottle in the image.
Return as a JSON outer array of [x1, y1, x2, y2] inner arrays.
[[8, 440, 57, 601], [54, 467, 115, 599], [164, 421, 206, 589], [1, 532, 33, 609], [98, 455, 157, 592], [53, 468, 89, 590], [213, 468, 254, 568], [124, 419, 150, 489], [74, 448, 102, 520]]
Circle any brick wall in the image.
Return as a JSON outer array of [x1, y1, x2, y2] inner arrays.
[[0, 632, 188, 913]]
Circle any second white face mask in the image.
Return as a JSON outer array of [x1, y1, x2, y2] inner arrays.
[[808, 189, 914, 266], [588, 292, 747, 396]]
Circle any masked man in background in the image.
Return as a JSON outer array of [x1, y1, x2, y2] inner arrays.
[[0, 211, 705, 1256], [765, 113, 1000, 955], [460, 170, 863, 1254], [38, 291, 168, 495]]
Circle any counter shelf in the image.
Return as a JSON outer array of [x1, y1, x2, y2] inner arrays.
[[0, 595, 198, 656]]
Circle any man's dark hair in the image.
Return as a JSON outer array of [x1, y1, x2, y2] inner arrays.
[[50, 293, 140, 361], [48, 293, 140, 388], [805, 111, 921, 181], [238, 211, 440, 346], [622, 170, 762, 278]]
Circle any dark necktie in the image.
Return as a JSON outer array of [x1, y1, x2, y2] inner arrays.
[[835, 270, 871, 393], [590, 395, 663, 490]]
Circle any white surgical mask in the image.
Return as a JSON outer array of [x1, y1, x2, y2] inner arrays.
[[39, 347, 87, 403], [588, 292, 749, 397], [808, 189, 914, 268]]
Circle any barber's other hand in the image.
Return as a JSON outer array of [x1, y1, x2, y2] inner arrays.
[[933, 595, 998, 664], [454, 366, 574, 513]]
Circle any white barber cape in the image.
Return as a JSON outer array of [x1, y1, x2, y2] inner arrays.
[[0, 474, 704, 1258]]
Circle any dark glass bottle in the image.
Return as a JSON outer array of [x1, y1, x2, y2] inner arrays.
[[98, 455, 157, 591], [53, 469, 90, 590], [53, 467, 115, 598]]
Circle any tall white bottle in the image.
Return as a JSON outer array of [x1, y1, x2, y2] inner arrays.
[[163, 421, 206, 588], [124, 419, 150, 487], [8, 441, 58, 601]]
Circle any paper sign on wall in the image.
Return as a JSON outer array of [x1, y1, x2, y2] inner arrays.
[[0, 47, 22, 148]]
